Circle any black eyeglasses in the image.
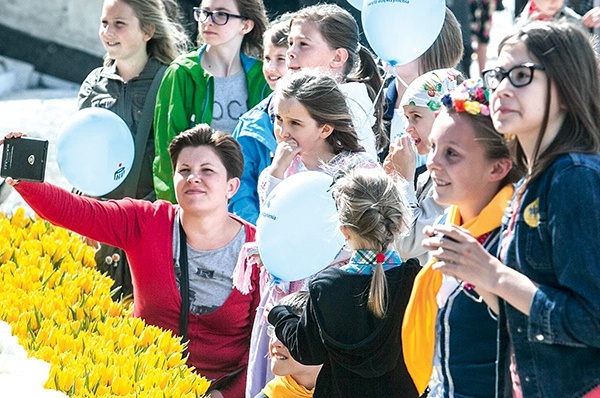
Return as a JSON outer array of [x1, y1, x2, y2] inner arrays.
[[193, 7, 245, 25], [482, 63, 545, 90]]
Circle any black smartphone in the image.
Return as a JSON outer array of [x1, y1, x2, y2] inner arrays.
[[437, 233, 458, 243], [1, 137, 49, 182]]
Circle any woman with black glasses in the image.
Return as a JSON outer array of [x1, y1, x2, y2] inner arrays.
[[423, 21, 600, 397], [153, 0, 272, 203]]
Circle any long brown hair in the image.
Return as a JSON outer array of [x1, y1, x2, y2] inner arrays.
[[104, 0, 189, 66], [277, 72, 365, 154], [291, 4, 386, 151], [498, 22, 600, 191], [196, 0, 267, 58]]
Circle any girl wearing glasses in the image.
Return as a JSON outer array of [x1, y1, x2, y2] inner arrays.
[[153, 0, 271, 203], [423, 21, 600, 398]]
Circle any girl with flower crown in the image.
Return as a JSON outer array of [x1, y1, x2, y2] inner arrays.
[[402, 78, 522, 398], [421, 22, 600, 398], [268, 167, 421, 398]]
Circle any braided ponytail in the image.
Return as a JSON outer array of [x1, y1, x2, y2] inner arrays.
[[333, 168, 411, 317]]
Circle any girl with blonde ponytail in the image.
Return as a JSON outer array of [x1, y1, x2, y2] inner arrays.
[[268, 168, 421, 398]]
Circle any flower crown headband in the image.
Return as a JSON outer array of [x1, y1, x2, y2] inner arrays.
[[440, 78, 490, 116], [400, 68, 462, 112]]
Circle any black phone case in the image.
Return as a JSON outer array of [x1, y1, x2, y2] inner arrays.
[[1, 137, 49, 182]]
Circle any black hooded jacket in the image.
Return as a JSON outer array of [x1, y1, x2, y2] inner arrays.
[[269, 258, 420, 398]]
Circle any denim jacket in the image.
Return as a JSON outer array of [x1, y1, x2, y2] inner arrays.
[[432, 229, 500, 398], [498, 153, 600, 398]]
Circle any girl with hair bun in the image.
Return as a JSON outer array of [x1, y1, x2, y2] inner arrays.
[[247, 70, 379, 397]]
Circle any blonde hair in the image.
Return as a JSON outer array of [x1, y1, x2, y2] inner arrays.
[[333, 168, 411, 318]]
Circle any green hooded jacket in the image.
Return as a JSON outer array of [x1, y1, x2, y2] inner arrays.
[[153, 46, 271, 202]]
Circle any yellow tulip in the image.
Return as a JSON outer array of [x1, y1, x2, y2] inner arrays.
[[111, 375, 132, 395], [1, 208, 211, 397]]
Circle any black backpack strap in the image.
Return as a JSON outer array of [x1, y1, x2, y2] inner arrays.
[[123, 64, 167, 198], [178, 220, 190, 342]]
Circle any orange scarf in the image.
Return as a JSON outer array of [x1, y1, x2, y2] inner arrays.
[[261, 375, 314, 398], [401, 185, 513, 394]]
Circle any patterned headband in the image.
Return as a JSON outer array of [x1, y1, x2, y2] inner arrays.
[[400, 68, 462, 112], [440, 78, 491, 116]]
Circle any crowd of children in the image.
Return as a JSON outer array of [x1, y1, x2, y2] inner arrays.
[[2, 1, 600, 397]]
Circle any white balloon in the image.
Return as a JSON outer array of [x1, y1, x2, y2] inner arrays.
[[57, 108, 134, 197], [257, 171, 345, 282], [362, 0, 446, 66], [346, 0, 364, 10]]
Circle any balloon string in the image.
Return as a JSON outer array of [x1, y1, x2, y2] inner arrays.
[[356, 69, 392, 142], [384, 64, 409, 88], [396, 75, 410, 89]]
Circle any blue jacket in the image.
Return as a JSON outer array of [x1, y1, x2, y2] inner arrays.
[[383, 78, 398, 122], [499, 153, 600, 398], [229, 94, 277, 224]]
